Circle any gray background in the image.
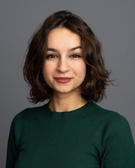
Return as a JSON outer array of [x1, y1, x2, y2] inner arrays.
[[0, 0, 135, 167]]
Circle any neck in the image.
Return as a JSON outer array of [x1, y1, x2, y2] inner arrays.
[[49, 92, 87, 112]]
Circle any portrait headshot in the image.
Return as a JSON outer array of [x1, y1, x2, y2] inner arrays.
[[0, 1, 135, 168]]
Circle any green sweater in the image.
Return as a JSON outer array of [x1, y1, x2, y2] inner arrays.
[[6, 102, 135, 168]]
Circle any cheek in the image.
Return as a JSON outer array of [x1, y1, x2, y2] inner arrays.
[[42, 63, 53, 81], [76, 62, 86, 79], [43, 62, 54, 73]]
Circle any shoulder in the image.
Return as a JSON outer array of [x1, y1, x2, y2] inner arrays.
[[91, 103, 134, 145], [89, 104, 135, 166], [11, 103, 49, 126], [87, 102, 132, 133]]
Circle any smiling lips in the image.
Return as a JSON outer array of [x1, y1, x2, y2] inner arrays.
[[54, 77, 72, 83]]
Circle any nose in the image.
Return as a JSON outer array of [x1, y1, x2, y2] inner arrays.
[[56, 58, 69, 73]]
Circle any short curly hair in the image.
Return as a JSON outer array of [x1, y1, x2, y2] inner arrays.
[[23, 10, 111, 103]]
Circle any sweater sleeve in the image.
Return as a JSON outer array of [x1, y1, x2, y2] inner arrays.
[[100, 113, 135, 168], [5, 113, 23, 168]]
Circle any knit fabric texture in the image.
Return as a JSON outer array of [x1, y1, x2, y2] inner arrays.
[[6, 102, 135, 168]]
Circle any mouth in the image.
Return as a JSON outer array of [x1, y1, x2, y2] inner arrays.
[[54, 77, 72, 83]]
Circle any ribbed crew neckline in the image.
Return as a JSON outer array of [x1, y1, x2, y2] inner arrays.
[[44, 101, 95, 120]]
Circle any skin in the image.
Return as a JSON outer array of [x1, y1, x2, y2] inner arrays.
[[43, 27, 87, 112]]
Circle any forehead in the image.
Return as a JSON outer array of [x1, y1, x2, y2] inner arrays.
[[47, 27, 81, 49]]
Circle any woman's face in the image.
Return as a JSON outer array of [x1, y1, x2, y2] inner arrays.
[[43, 27, 86, 96]]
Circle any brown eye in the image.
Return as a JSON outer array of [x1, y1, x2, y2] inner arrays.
[[70, 54, 81, 58], [46, 54, 57, 59]]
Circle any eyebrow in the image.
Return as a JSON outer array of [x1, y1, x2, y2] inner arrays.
[[47, 46, 82, 52], [70, 46, 82, 51]]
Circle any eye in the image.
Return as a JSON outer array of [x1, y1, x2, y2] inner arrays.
[[70, 54, 81, 58], [45, 54, 58, 59]]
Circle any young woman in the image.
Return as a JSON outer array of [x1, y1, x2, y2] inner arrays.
[[6, 10, 135, 168]]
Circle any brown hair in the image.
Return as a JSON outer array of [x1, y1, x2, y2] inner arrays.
[[23, 10, 111, 103]]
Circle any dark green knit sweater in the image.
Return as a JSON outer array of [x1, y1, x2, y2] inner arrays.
[[6, 102, 135, 168]]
